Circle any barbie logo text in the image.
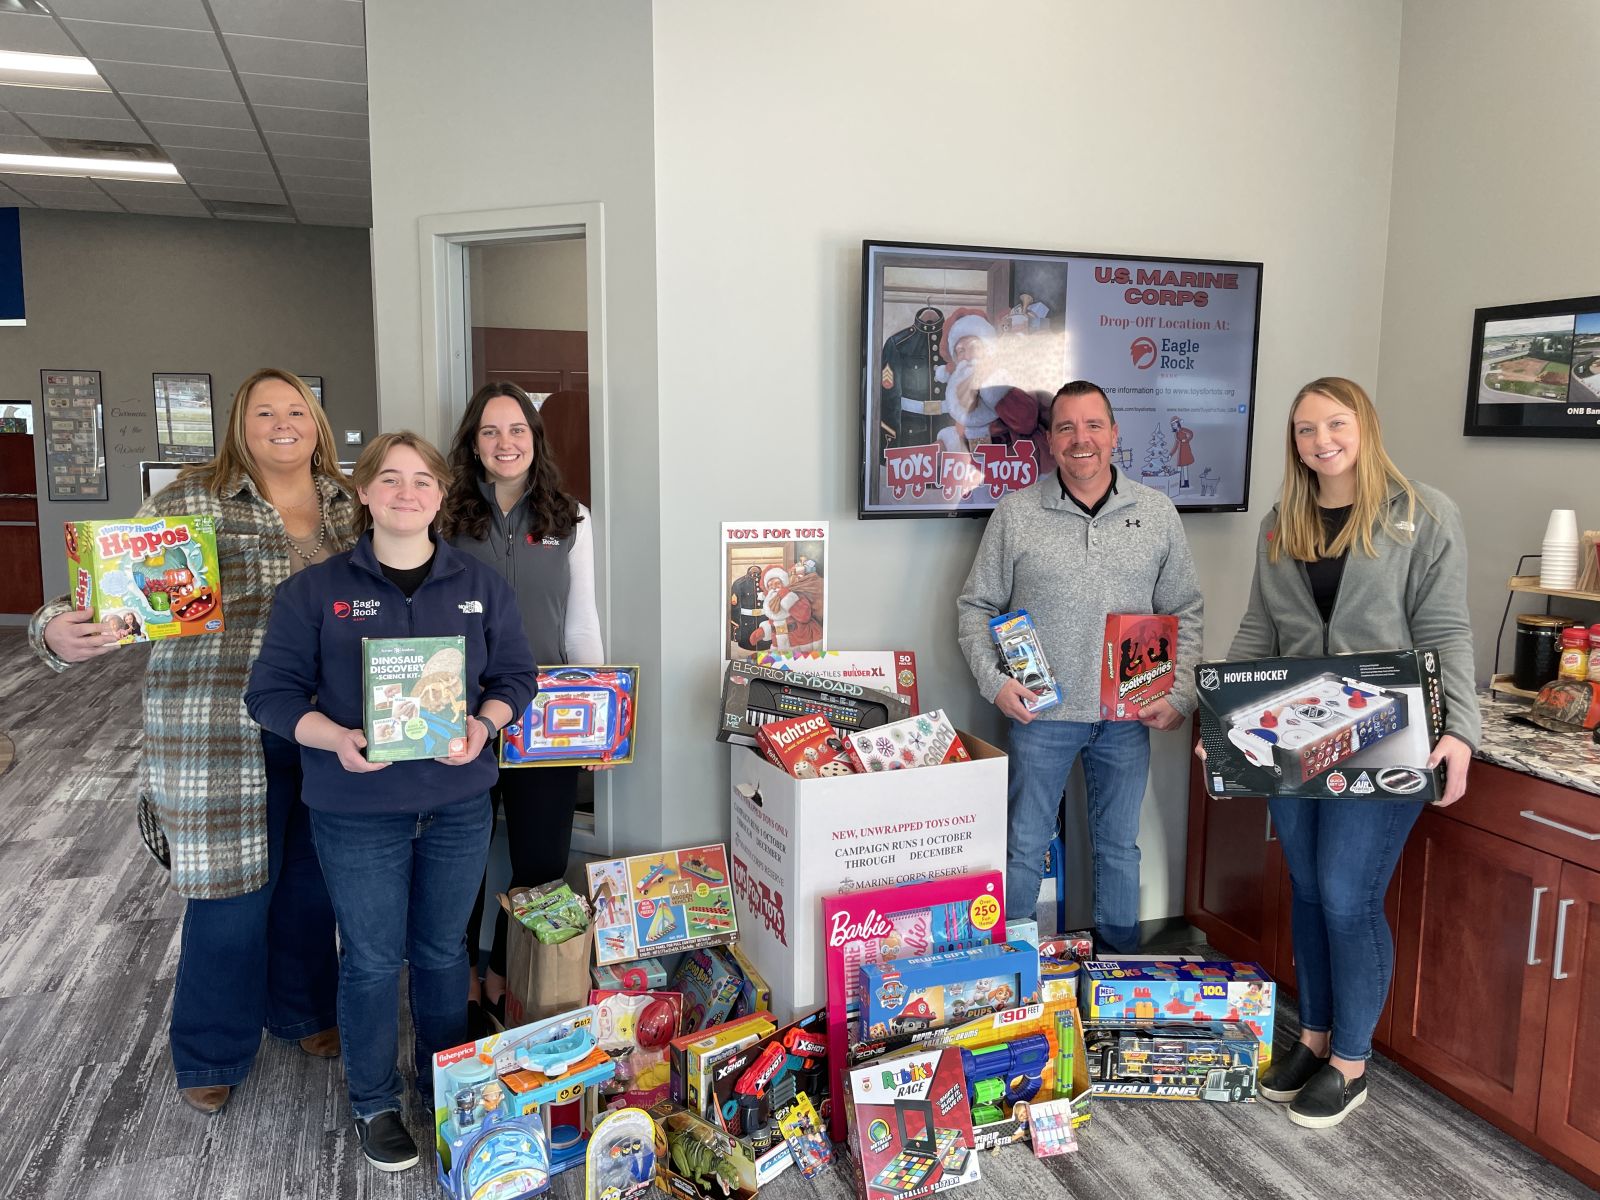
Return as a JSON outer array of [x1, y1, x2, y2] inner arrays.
[[827, 909, 894, 948]]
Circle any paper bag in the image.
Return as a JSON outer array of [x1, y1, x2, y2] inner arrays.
[[499, 890, 596, 1026]]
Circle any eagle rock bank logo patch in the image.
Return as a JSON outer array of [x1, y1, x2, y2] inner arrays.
[[332, 599, 380, 620], [1130, 336, 1158, 369], [332, 601, 351, 619]]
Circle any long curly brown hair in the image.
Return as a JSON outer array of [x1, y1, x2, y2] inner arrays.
[[441, 381, 581, 543]]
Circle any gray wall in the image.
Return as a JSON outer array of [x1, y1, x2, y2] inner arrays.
[[3, 208, 377, 599]]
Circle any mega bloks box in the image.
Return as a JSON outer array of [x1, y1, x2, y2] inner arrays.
[[1194, 649, 1448, 800], [1079, 960, 1274, 1072], [1082, 1020, 1259, 1102], [1099, 614, 1178, 720], [842, 1048, 980, 1200], [587, 845, 737, 965], [858, 942, 1041, 1042], [939, 1000, 1091, 1151], [66, 515, 224, 642]]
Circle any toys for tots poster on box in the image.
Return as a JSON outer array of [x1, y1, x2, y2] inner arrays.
[[722, 521, 827, 663]]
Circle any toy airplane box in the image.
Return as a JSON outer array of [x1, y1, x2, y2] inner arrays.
[[988, 610, 1061, 713], [501, 665, 639, 768], [858, 941, 1041, 1043], [842, 1047, 980, 1200], [1194, 649, 1447, 801], [587, 844, 738, 966], [1082, 1020, 1259, 1103], [362, 635, 469, 762], [432, 1005, 617, 1187], [939, 1000, 1090, 1151], [1099, 613, 1178, 720], [1079, 960, 1274, 1072], [66, 515, 224, 643]]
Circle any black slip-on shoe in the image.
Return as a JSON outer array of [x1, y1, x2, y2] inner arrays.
[[1288, 1063, 1368, 1128], [1258, 1041, 1331, 1103], [355, 1111, 419, 1172]]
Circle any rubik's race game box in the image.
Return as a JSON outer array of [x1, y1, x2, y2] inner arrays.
[[67, 515, 224, 643], [501, 665, 638, 768], [1194, 649, 1448, 801], [587, 844, 739, 966], [843, 1048, 980, 1200]]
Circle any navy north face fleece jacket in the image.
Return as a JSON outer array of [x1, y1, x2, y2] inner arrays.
[[246, 532, 538, 813]]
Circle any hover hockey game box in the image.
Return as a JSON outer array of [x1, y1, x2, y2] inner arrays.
[[1194, 649, 1447, 801]]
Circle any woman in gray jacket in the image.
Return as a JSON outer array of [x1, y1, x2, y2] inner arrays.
[[1222, 377, 1479, 1129]]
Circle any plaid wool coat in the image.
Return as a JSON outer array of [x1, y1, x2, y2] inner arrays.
[[29, 470, 355, 899]]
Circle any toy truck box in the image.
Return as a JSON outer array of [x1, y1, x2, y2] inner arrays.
[[842, 1047, 980, 1200], [1082, 1020, 1259, 1102], [988, 610, 1060, 714], [1099, 613, 1179, 720], [649, 1101, 758, 1200], [66, 514, 224, 643], [1079, 960, 1274, 1072], [858, 942, 1041, 1042], [939, 1000, 1090, 1151], [1194, 649, 1448, 801], [703, 1009, 828, 1181]]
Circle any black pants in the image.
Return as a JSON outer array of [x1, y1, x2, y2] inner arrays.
[[466, 765, 582, 976]]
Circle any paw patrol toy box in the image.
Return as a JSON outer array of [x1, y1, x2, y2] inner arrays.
[[1194, 649, 1447, 801], [1079, 960, 1274, 1072], [1099, 614, 1178, 720], [66, 515, 224, 643], [858, 942, 1041, 1043]]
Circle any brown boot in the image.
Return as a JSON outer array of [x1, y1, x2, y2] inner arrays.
[[180, 1084, 231, 1114], [298, 1028, 341, 1058]]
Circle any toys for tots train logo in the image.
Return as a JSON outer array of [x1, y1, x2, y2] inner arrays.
[[730, 852, 786, 946]]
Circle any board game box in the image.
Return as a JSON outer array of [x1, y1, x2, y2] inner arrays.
[[718, 659, 910, 746], [846, 711, 969, 772], [1195, 649, 1447, 800], [752, 650, 921, 712], [1079, 960, 1274, 1072], [361, 635, 468, 762], [588, 844, 738, 966], [755, 712, 860, 778], [1099, 614, 1179, 720], [66, 515, 224, 643], [501, 665, 638, 768], [843, 1048, 980, 1200]]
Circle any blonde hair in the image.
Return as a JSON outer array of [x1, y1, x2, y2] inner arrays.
[[1271, 377, 1425, 563], [350, 431, 453, 536], [182, 368, 351, 500]]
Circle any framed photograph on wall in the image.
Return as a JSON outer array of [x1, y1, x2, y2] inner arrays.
[[40, 370, 107, 501], [152, 372, 215, 461], [299, 375, 324, 404], [1463, 294, 1600, 438], [858, 239, 1263, 517]]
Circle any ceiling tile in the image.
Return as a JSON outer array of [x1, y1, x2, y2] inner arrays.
[[237, 73, 364, 115], [0, 172, 107, 194], [296, 211, 369, 228], [208, 0, 365, 46], [282, 173, 366, 197], [163, 145, 272, 172], [144, 121, 264, 152], [0, 84, 129, 120], [0, 12, 81, 56], [285, 194, 368, 215], [189, 181, 285, 204], [269, 152, 368, 180], [262, 129, 366, 161], [222, 34, 365, 83], [0, 132, 53, 154], [121, 95, 253, 129], [21, 191, 126, 212], [253, 104, 365, 139], [120, 196, 213, 217], [93, 176, 193, 199], [48, 0, 213, 31], [60, 20, 228, 70], [13, 113, 147, 141], [178, 164, 279, 188], [0, 181, 35, 206], [94, 61, 243, 104]]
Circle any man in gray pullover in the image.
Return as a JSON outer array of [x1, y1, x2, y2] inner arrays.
[[957, 381, 1204, 951]]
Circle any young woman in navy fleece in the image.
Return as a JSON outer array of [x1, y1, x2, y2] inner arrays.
[[247, 431, 536, 1173]]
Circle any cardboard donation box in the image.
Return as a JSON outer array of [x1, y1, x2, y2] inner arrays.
[[728, 732, 1007, 1022]]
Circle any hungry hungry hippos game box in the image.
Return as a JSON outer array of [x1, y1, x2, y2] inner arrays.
[[1194, 649, 1447, 801], [67, 515, 224, 643]]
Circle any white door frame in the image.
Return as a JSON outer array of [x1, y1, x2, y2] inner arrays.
[[417, 202, 610, 853]]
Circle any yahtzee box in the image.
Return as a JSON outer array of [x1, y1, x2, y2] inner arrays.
[[66, 515, 224, 643], [362, 635, 468, 762]]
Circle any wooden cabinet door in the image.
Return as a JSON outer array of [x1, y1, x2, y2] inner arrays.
[[1538, 862, 1600, 1169], [1184, 748, 1281, 965], [0, 433, 42, 615], [1392, 812, 1560, 1130]]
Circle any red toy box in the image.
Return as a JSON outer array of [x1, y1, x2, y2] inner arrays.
[[1099, 614, 1179, 720]]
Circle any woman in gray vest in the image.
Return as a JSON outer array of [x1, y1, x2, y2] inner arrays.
[[443, 382, 604, 1031]]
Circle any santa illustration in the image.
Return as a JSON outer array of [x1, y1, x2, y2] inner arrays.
[[937, 307, 1050, 479], [747, 564, 823, 653]]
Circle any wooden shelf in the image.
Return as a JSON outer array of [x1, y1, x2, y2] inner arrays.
[[1490, 674, 1541, 702], [1509, 575, 1600, 603]]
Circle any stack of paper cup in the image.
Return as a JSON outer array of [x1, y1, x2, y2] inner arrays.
[[1542, 509, 1580, 589]]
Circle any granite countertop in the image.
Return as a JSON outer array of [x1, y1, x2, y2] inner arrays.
[[1474, 689, 1600, 797]]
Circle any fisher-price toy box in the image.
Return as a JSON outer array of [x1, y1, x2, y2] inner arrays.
[[1079, 960, 1275, 1072], [66, 515, 224, 643], [857, 942, 1041, 1043], [727, 734, 1006, 1024]]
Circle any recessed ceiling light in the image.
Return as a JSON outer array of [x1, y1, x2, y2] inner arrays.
[[0, 49, 110, 91], [0, 153, 182, 181]]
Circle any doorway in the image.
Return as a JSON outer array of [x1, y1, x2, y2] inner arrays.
[[0, 425, 44, 620]]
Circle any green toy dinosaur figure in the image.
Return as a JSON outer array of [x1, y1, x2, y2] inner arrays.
[[667, 1127, 740, 1198]]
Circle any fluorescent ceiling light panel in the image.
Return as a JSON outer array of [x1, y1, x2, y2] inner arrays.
[[0, 152, 182, 181], [0, 50, 110, 91]]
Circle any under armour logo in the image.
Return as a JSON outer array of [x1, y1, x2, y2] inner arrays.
[[1126, 518, 1141, 528]]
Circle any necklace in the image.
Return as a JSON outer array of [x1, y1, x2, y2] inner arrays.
[[280, 491, 327, 563]]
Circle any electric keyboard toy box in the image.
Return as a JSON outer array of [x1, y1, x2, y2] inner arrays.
[[752, 650, 922, 711], [717, 659, 910, 747], [842, 1047, 980, 1200], [66, 515, 224, 644], [1194, 649, 1447, 801], [1099, 614, 1178, 720], [1079, 960, 1274, 1073], [586, 845, 738, 967], [728, 737, 1007, 1025]]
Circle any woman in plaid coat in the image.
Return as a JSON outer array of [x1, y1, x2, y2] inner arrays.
[[29, 368, 355, 1115]]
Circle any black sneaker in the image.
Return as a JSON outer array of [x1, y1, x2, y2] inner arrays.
[[1258, 1041, 1330, 1103], [1288, 1063, 1368, 1128], [355, 1111, 419, 1171]]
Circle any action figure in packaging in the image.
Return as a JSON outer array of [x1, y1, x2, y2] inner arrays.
[[585, 1107, 663, 1200]]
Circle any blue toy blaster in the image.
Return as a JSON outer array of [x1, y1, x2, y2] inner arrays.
[[959, 1033, 1050, 1124]]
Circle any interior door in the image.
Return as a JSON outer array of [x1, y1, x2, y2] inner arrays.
[[0, 434, 44, 615]]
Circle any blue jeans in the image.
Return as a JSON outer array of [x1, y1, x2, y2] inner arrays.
[[1006, 719, 1150, 952], [310, 796, 492, 1120], [1268, 795, 1424, 1061], [170, 730, 339, 1088]]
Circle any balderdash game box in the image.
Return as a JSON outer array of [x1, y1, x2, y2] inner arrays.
[[1194, 649, 1447, 801]]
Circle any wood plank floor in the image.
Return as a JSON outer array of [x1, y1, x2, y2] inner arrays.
[[0, 628, 1592, 1199]]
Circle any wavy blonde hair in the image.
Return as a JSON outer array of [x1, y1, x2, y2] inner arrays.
[[181, 368, 351, 500], [1271, 377, 1424, 563]]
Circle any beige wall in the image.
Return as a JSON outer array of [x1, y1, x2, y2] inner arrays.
[[469, 238, 588, 331], [4, 209, 376, 600], [1377, 0, 1600, 680]]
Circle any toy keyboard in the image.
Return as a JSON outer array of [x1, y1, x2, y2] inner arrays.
[[718, 660, 909, 746]]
